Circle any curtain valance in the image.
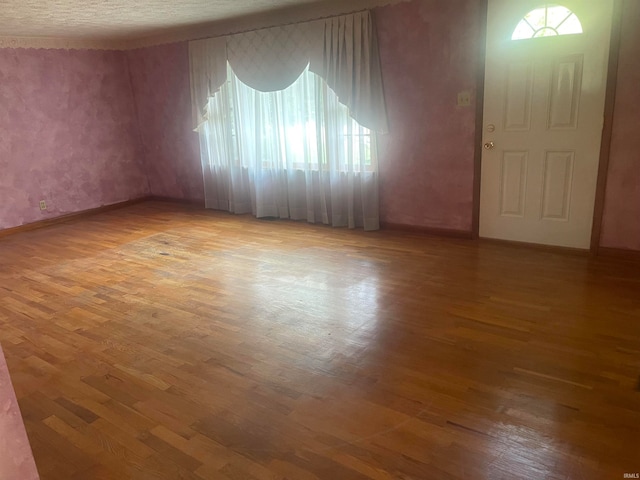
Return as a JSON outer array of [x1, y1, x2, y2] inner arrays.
[[189, 11, 388, 133]]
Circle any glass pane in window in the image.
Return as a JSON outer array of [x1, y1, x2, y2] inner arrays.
[[533, 26, 559, 38], [523, 7, 547, 32], [546, 6, 573, 29], [512, 21, 536, 40], [221, 63, 374, 172], [557, 14, 582, 35]]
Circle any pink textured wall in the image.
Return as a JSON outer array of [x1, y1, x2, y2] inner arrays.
[[126, 43, 204, 201], [0, 48, 149, 230], [375, 0, 480, 231], [600, 0, 640, 251]]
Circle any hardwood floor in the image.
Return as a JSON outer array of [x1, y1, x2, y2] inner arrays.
[[0, 201, 639, 479]]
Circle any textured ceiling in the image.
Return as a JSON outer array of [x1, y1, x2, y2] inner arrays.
[[0, 0, 400, 44]]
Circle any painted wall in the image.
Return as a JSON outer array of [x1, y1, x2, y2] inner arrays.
[[0, 48, 149, 230], [375, 0, 480, 231], [126, 44, 204, 202], [600, 0, 640, 251]]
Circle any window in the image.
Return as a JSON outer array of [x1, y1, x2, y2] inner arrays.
[[198, 62, 380, 229], [206, 62, 375, 173], [193, 10, 383, 230], [512, 5, 583, 40]]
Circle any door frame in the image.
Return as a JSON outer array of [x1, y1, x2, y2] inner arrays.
[[471, 0, 625, 254]]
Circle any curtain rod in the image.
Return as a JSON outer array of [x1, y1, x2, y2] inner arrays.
[[189, 7, 372, 43]]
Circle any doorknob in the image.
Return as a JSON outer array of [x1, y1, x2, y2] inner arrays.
[[483, 141, 495, 150]]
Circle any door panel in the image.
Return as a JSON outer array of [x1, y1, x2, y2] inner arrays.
[[500, 151, 527, 217], [548, 55, 583, 129], [504, 63, 533, 131], [541, 151, 574, 221], [480, 0, 613, 248]]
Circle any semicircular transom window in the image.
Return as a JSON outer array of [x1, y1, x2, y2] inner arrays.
[[512, 4, 583, 40]]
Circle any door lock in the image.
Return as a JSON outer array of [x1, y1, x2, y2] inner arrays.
[[483, 141, 495, 150]]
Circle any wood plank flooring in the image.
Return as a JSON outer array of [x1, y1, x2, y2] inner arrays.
[[0, 201, 639, 479]]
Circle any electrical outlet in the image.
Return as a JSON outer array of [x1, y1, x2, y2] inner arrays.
[[457, 90, 472, 107], [39, 200, 47, 211]]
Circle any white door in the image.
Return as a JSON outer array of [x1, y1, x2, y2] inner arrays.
[[479, 0, 613, 248]]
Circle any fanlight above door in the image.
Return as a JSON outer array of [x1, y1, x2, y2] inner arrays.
[[512, 4, 583, 40]]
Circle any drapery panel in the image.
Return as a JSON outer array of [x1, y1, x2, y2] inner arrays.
[[188, 36, 227, 128], [308, 12, 388, 133], [189, 10, 388, 133]]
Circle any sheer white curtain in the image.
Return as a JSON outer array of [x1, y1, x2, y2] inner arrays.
[[199, 62, 379, 230]]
